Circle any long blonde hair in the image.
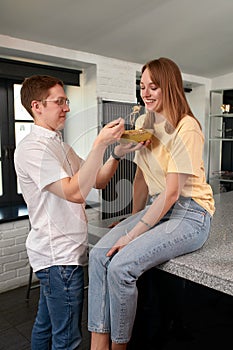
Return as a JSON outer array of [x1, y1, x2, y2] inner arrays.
[[141, 57, 201, 130]]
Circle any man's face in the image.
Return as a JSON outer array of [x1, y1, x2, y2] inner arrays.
[[33, 84, 70, 131]]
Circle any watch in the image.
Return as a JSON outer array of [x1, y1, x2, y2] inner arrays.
[[111, 149, 122, 161]]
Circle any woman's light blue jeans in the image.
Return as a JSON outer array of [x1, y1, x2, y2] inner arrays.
[[88, 197, 212, 344], [31, 265, 84, 350]]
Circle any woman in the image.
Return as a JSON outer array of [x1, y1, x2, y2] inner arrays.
[[88, 57, 215, 350]]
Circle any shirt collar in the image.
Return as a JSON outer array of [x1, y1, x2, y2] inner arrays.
[[31, 124, 62, 140]]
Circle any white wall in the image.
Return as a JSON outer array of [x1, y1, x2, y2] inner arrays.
[[211, 72, 233, 90], [185, 84, 210, 167], [0, 219, 33, 293]]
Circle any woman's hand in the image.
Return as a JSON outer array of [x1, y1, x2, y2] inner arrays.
[[106, 234, 132, 257], [113, 138, 151, 158]]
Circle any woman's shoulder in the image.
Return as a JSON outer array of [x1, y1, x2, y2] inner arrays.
[[177, 115, 202, 132]]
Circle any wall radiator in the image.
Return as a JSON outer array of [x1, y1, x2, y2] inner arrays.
[[99, 99, 144, 219]]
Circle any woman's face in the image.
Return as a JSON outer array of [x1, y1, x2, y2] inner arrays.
[[140, 68, 163, 113]]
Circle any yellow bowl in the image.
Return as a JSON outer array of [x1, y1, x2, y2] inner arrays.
[[120, 128, 153, 143]]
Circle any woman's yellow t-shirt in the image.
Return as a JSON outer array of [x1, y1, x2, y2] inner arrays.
[[134, 115, 215, 216]]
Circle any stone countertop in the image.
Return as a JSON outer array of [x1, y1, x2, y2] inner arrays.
[[158, 191, 233, 296], [88, 191, 233, 297]]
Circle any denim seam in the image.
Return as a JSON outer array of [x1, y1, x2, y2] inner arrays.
[[99, 271, 110, 333], [112, 280, 130, 344], [176, 200, 207, 216]]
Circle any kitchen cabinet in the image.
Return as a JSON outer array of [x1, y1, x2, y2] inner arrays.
[[207, 89, 233, 193]]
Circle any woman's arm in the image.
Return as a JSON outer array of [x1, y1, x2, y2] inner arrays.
[[106, 172, 189, 256], [132, 166, 149, 214], [127, 172, 189, 239]]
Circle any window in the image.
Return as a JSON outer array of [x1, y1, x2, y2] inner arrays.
[[0, 78, 23, 207], [14, 83, 34, 195], [0, 59, 81, 215]]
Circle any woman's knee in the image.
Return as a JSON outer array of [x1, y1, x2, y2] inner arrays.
[[89, 246, 99, 263], [107, 256, 131, 285], [89, 245, 108, 268]]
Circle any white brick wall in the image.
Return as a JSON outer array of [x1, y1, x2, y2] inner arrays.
[[96, 58, 138, 102], [0, 219, 34, 293]]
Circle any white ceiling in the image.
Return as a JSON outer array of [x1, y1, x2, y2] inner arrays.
[[1, 0, 233, 79]]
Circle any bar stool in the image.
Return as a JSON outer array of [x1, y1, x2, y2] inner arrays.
[[25, 265, 33, 300], [25, 265, 40, 301]]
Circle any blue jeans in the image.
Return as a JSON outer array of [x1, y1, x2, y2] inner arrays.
[[88, 197, 212, 344], [31, 265, 84, 350]]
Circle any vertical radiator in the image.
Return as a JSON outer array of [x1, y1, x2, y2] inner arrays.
[[99, 99, 143, 219]]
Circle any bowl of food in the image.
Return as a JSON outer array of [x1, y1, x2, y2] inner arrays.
[[120, 128, 153, 143]]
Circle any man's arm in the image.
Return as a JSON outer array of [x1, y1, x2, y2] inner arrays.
[[46, 120, 149, 203], [46, 119, 124, 203]]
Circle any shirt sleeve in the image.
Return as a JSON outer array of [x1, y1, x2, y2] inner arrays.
[[18, 140, 69, 191], [168, 121, 204, 177]]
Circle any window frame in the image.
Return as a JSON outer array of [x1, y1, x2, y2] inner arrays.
[[0, 78, 24, 207], [0, 59, 81, 217]]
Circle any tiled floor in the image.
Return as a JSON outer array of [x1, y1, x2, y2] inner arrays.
[[0, 278, 90, 350], [0, 284, 38, 350]]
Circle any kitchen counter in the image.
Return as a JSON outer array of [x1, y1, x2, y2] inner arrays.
[[0, 204, 28, 223], [88, 191, 233, 297], [158, 191, 233, 296]]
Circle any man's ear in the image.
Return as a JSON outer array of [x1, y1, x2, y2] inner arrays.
[[31, 100, 41, 112]]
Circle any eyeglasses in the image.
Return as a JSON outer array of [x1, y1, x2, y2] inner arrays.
[[41, 98, 70, 106]]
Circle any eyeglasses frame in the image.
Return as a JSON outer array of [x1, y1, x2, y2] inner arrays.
[[40, 98, 70, 106]]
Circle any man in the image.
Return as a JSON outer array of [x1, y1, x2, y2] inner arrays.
[[14, 75, 145, 349]]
